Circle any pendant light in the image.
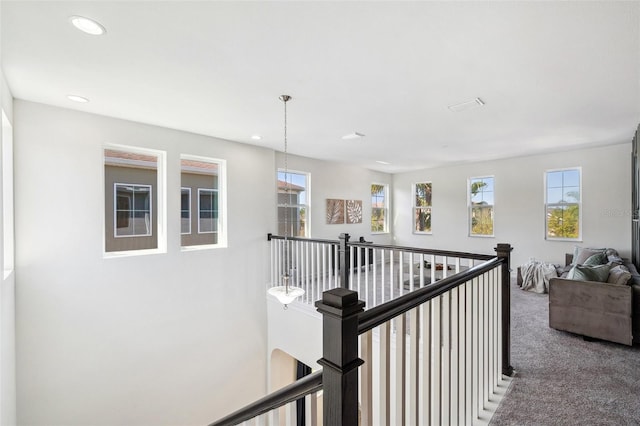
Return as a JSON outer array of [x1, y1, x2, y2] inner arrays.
[[268, 95, 305, 308]]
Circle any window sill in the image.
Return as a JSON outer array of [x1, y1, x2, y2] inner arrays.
[[413, 231, 433, 235], [181, 243, 227, 252], [371, 231, 389, 235], [104, 248, 166, 259], [469, 234, 495, 238]]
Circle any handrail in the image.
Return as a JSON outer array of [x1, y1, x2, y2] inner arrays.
[[208, 370, 323, 426], [267, 233, 494, 261], [267, 233, 339, 245], [347, 241, 495, 261], [358, 257, 502, 334]]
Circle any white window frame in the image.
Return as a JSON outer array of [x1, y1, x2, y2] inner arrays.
[[114, 183, 153, 238], [197, 188, 218, 234], [103, 144, 166, 258], [180, 154, 227, 250], [371, 183, 389, 234], [181, 187, 191, 235], [277, 169, 310, 238], [468, 176, 495, 238], [544, 167, 582, 241], [413, 182, 432, 235]]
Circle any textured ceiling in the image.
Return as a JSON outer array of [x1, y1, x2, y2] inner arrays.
[[2, 1, 639, 172]]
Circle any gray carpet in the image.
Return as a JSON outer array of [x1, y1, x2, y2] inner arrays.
[[490, 281, 640, 425]]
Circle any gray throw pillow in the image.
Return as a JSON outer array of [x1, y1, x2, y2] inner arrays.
[[607, 265, 632, 285], [583, 252, 607, 265], [572, 247, 606, 265], [568, 264, 611, 282]]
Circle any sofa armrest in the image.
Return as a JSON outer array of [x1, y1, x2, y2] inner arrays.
[[549, 277, 633, 345]]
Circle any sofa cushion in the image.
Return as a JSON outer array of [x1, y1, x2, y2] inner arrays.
[[607, 265, 632, 286], [572, 247, 606, 265], [567, 264, 611, 282]]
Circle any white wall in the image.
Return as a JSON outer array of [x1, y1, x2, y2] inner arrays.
[[392, 143, 632, 268], [276, 153, 393, 244], [0, 62, 17, 426], [14, 101, 274, 425]]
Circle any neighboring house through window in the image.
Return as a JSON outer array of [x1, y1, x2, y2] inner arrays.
[[371, 183, 388, 233], [545, 168, 581, 240], [180, 156, 225, 248], [181, 188, 191, 234], [277, 170, 309, 237], [104, 147, 160, 253], [413, 182, 432, 233], [469, 176, 494, 237]]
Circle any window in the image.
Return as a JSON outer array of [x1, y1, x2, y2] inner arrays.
[[371, 183, 388, 233], [413, 182, 432, 233], [181, 188, 191, 234], [277, 170, 309, 237], [469, 176, 494, 237], [198, 189, 218, 233], [104, 147, 162, 254], [114, 184, 152, 236], [181, 156, 225, 248], [2, 110, 14, 277], [545, 168, 581, 240]]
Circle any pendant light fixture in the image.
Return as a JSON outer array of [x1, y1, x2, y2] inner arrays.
[[268, 95, 305, 308]]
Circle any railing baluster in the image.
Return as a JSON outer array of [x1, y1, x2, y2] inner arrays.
[[483, 272, 489, 408], [497, 266, 503, 390], [379, 322, 391, 425], [369, 248, 375, 306], [307, 392, 318, 426], [409, 307, 419, 425], [420, 300, 431, 425], [360, 330, 373, 426], [431, 295, 441, 425], [450, 286, 459, 425], [472, 276, 480, 422], [390, 249, 395, 300], [394, 314, 406, 425], [465, 279, 473, 425], [458, 281, 467, 423], [441, 290, 451, 425]]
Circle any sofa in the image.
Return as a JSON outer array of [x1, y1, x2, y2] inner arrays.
[[548, 248, 640, 346]]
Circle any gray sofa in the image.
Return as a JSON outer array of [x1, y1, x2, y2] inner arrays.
[[548, 251, 640, 346]]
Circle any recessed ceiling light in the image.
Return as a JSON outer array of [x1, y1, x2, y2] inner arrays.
[[448, 98, 484, 112], [69, 15, 106, 36], [376, 160, 390, 165], [251, 135, 262, 140], [342, 132, 365, 140], [67, 95, 89, 103]]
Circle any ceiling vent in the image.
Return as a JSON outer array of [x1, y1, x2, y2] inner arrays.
[[342, 132, 365, 140], [448, 98, 485, 112]]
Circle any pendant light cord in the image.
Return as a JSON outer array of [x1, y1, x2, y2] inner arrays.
[[280, 95, 291, 293]]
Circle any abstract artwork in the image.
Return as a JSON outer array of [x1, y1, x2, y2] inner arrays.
[[326, 199, 345, 224], [346, 200, 363, 224]]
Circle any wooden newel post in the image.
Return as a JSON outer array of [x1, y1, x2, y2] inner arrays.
[[495, 243, 514, 376], [339, 233, 350, 289], [316, 288, 365, 426]]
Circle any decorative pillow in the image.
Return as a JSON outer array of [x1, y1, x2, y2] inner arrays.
[[568, 264, 611, 282], [583, 252, 607, 266], [607, 265, 632, 286], [558, 264, 573, 278], [572, 247, 606, 265], [604, 248, 624, 265]]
